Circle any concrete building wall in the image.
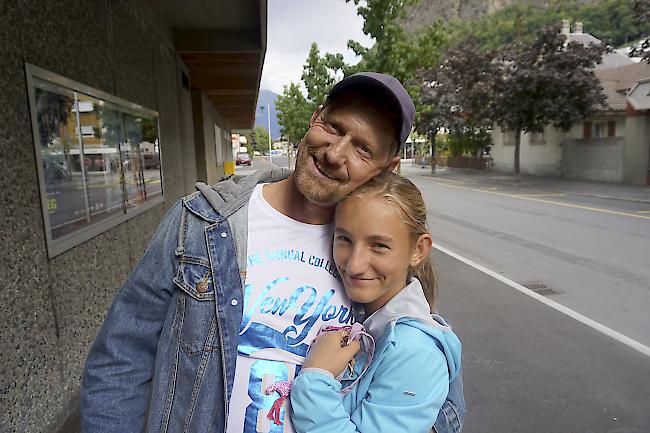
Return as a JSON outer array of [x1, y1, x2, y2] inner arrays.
[[192, 90, 231, 184], [622, 112, 650, 185], [490, 126, 563, 175], [0, 1, 195, 432], [562, 137, 625, 182], [491, 114, 629, 179]]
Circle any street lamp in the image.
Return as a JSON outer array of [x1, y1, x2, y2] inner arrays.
[[260, 104, 273, 166]]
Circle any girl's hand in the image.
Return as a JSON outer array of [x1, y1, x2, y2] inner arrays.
[[303, 330, 361, 377]]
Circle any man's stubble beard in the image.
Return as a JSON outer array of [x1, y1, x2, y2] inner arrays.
[[294, 145, 347, 205]]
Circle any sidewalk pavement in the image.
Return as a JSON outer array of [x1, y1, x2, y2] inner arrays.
[[399, 160, 650, 204]]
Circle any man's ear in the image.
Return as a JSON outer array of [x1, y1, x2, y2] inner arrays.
[[309, 105, 324, 127], [386, 155, 401, 173], [410, 234, 433, 267]]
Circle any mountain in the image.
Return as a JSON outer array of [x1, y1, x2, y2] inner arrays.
[[402, 0, 601, 32], [255, 89, 281, 140]]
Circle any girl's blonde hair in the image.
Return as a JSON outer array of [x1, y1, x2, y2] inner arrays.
[[339, 172, 437, 312]]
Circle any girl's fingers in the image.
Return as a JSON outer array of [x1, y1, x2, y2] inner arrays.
[[341, 339, 361, 356]]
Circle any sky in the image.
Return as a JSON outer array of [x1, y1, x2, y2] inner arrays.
[[260, 0, 374, 94]]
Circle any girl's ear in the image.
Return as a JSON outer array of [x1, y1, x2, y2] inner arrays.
[[410, 234, 433, 267]]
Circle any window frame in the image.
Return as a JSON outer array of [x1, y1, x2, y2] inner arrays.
[[25, 63, 164, 258]]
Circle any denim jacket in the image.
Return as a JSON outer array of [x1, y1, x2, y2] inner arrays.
[[80, 168, 465, 433]]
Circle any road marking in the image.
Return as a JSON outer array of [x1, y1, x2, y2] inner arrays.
[[435, 178, 466, 185], [514, 193, 568, 198], [435, 182, 650, 220], [637, 210, 650, 214], [432, 241, 650, 358]]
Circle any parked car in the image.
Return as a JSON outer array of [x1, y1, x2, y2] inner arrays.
[[236, 152, 251, 166], [143, 153, 160, 170]]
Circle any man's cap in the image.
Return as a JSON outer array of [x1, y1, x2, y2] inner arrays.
[[327, 72, 415, 149]]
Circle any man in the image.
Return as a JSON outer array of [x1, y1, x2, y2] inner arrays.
[[81, 72, 464, 433]]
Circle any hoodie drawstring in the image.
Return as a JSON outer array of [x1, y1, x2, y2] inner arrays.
[[316, 323, 376, 394]]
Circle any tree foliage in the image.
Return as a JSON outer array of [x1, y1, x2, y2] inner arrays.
[[446, 0, 647, 53], [630, 0, 650, 62], [492, 24, 607, 133], [254, 125, 270, 154], [301, 43, 346, 106], [416, 41, 497, 156], [346, 0, 446, 87], [494, 24, 607, 176], [243, 126, 271, 155], [417, 24, 607, 176], [276, 43, 345, 145], [276, 82, 312, 145]]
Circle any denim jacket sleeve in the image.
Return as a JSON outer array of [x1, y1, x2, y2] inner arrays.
[[433, 366, 465, 433], [80, 201, 182, 433], [291, 340, 450, 433]]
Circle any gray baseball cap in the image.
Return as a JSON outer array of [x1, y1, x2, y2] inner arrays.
[[327, 72, 415, 149]]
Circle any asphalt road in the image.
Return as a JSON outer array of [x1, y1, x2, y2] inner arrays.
[[434, 250, 650, 433], [235, 155, 290, 177], [401, 165, 650, 350]]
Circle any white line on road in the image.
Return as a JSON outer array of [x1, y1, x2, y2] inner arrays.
[[432, 241, 650, 358]]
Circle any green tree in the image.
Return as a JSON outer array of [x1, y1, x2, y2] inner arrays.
[[346, 0, 446, 86], [444, 0, 647, 53], [254, 125, 270, 154], [418, 24, 607, 178], [276, 43, 346, 147], [492, 24, 608, 178], [301, 43, 346, 106], [416, 41, 497, 170], [276, 82, 312, 146], [630, 0, 650, 62]]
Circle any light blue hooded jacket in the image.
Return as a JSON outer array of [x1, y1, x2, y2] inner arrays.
[[290, 278, 462, 433]]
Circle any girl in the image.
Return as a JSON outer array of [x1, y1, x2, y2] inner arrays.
[[289, 172, 462, 433]]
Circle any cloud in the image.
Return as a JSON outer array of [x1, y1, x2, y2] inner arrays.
[[261, 0, 374, 94]]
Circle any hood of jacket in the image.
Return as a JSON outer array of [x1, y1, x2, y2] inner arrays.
[[362, 278, 462, 381], [185, 167, 292, 285], [194, 167, 292, 219]]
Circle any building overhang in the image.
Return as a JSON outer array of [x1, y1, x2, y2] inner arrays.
[[148, 0, 267, 129]]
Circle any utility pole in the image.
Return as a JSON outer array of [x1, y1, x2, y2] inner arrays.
[[287, 140, 292, 169], [430, 131, 436, 175], [267, 103, 273, 167]]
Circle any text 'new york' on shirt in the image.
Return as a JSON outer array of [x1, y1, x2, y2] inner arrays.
[[226, 184, 352, 433]]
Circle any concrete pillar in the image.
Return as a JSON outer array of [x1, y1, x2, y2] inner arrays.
[[177, 62, 198, 194], [192, 90, 230, 185]]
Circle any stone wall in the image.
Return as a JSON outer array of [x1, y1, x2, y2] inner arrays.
[[0, 1, 189, 432]]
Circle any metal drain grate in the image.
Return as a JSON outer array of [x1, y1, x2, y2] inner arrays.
[[522, 282, 562, 296]]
